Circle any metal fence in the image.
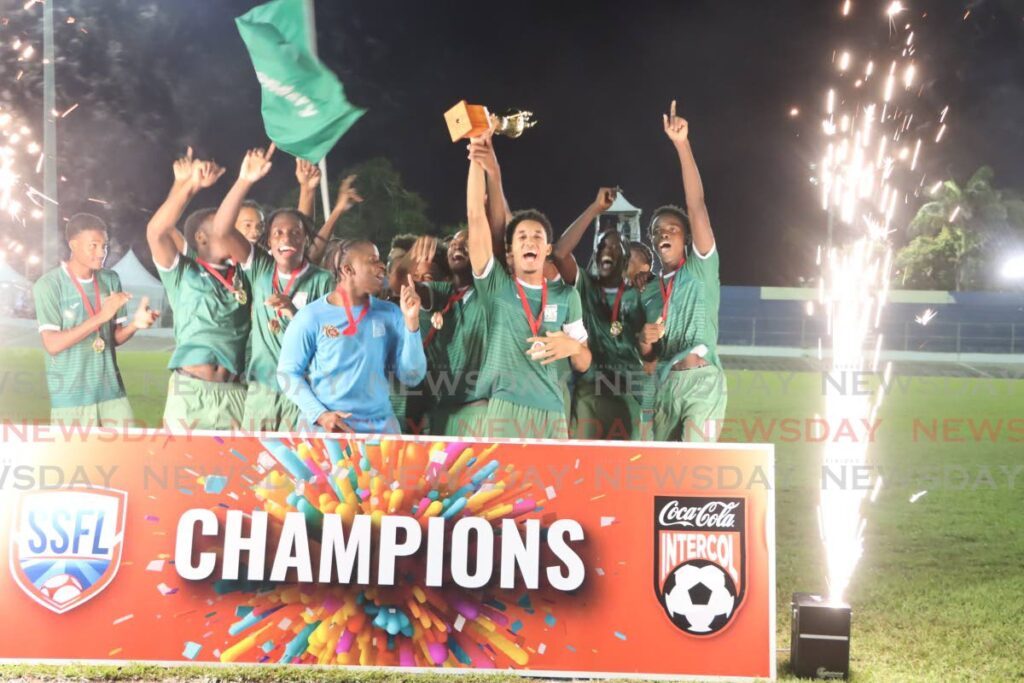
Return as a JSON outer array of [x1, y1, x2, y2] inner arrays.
[[720, 316, 1021, 354]]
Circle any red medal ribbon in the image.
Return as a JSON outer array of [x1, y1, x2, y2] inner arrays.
[[338, 289, 370, 336], [69, 270, 101, 318], [659, 272, 676, 323], [196, 258, 240, 296], [272, 262, 306, 318], [424, 286, 469, 347], [515, 278, 548, 338], [609, 282, 625, 325]]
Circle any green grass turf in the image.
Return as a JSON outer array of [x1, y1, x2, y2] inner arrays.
[[2, 352, 1023, 681]]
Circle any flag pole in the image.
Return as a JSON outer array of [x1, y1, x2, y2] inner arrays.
[[303, 0, 332, 217]]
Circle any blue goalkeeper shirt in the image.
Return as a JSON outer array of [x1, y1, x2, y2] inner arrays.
[[277, 294, 427, 429]]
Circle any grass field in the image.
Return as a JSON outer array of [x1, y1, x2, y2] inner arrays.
[[2, 350, 1023, 681]]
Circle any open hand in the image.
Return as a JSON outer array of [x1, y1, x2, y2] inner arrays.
[[295, 157, 320, 190], [239, 144, 276, 183], [526, 330, 583, 366], [335, 174, 363, 213]]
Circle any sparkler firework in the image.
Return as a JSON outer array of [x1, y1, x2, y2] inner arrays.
[[815, 0, 945, 603]]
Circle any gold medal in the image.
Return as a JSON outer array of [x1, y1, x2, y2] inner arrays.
[[610, 320, 623, 337], [656, 316, 665, 325], [528, 340, 546, 360], [323, 324, 340, 338], [92, 337, 106, 353], [234, 289, 248, 305], [280, 307, 294, 321], [268, 318, 282, 335], [431, 311, 444, 330]]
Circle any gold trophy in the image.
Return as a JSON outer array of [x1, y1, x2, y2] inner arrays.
[[444, 100, 537, 142]]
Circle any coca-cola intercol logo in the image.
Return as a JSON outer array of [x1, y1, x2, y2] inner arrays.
[[657, 500, 741, 529], [653, 496, 747, 637]]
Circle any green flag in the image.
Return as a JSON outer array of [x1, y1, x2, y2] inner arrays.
[[236, 0, 365, 163]]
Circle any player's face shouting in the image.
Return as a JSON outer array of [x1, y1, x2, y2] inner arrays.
[[69, 229, 109, 271], [447, 230, 470, 276], [595, 230, 626, 280], [510, 220, 551, 276], [651, 215, 687, 270], [267, 214, 307, 269]]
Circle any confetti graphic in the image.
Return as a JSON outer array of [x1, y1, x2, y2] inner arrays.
[[206, 437, 545, 667]]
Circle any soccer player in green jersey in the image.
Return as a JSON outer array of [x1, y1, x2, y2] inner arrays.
[[207, 145, 336, 432], [147, 150, 251, 432], [638, 101, 726, 442], [466, 136, 592, 440], [34, 214, 160, 427], [399, 231, 490, 437], [552, 188, 647, 440]]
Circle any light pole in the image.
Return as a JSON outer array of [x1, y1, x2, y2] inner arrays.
[[41, 0, 59, 272]]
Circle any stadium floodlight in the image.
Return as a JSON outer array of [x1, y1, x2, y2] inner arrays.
[[790, 593, 852, 680], [1000, 254, 1024, 281]]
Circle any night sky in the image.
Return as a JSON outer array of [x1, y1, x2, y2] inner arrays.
[[7, 0, 1024, 285]]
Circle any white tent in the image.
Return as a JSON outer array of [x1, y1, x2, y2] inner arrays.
[[111, 249, 168, 326], [0, 258, 31, 317]]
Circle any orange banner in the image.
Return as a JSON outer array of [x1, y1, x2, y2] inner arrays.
[[0, 429, 775, 680]]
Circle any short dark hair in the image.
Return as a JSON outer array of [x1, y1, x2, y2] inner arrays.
[[325, 238, 374, 281], [505, 209, 553, 247], [259, 208, 315, 249], [649, 205, 691, 239], [240, 199, 265, 223], [389, 233, 419, 254], [65, 213, 107, 242], [629, 240, 654, 266], [183, 208, 216, 248]]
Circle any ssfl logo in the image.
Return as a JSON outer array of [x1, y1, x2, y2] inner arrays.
[[9, 488, 127, 614]]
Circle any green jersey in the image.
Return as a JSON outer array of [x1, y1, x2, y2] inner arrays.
[[422, 281, 488, 407], [574, 269, 645, 389], [641, 246, 721, 379], [157, 252, 251, 375], [33, 265, 129, 409], [474, 258, 586, 414], [240, 250, 333, 390]]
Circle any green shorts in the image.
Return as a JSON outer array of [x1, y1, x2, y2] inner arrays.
[[482, 397, 569, 440], [50, 396, 135, 429], [429, 401, 489, 437], [653, 364, 728, 443], [571, 379, 641, 441], [163, 373, 246, 432], [241, 382, 301, 433]]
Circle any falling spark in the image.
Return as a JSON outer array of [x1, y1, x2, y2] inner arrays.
[[790, 106, 800, 117], [839, 51, 851, 71], [886, 1, 904, 17], [842, 0, 852, 16], [59, 103, 79, 118], [909, 490, 928, 503], [915, 308, 937, 326], [948, 205, 960, 223], [935, 123, 946, 142]]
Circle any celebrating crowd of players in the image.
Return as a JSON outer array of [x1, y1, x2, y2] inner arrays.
[[33, 102, 726, 442]]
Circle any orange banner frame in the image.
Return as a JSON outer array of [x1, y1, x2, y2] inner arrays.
[[0, 428, 775, 680]]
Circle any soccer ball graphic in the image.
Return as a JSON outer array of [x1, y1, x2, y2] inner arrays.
[[39, 573, 84, 605], [662, 560, 737, 634]]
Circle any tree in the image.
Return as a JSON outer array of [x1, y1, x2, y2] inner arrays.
[[895, 166, 1024, 290], [287, 157, 434, 251]]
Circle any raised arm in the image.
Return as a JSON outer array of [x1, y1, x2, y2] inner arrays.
[[295, 158, 320, 219], [553, 187, 617, 285], [209, 145, 275, 265], [664, 100, 714, 255], [307, 175, 362, 265], [467, 125, 511, 260], [147, 150, 208, 270], [466, 149, 493, 276]]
